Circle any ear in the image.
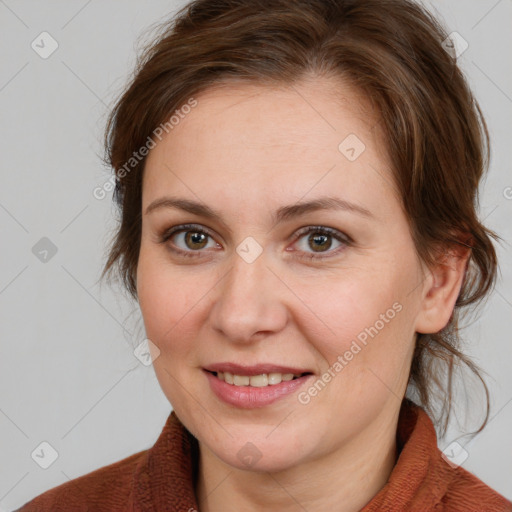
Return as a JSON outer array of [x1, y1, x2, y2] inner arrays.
[[414, 244, 471, 334]]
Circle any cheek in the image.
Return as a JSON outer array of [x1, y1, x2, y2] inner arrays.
[[136, 249, 207, 409], [296, 262, 418, 401], [301, 271, 406, 355], [136, 245, 221, 356], [137, 247, 189, 343]]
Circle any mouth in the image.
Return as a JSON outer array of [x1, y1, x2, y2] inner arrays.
[[203, 362, 314, 386], [203, 366, 314, 408], [205, 370, 312, 387]]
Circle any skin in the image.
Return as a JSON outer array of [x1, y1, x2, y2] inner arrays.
[[136, 76, 468, 512]]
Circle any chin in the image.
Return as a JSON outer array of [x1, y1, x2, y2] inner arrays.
[[199, 424, 311, 473], [220, 444, 305, 474]]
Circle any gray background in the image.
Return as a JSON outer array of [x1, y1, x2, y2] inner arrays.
[[0, 1, 511, 509]]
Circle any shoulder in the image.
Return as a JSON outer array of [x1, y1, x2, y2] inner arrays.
[[440, 464, 512, 512], [372, 400, 512, 511], [15, 449, 148, 512]]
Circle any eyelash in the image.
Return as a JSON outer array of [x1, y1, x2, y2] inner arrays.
[[158, 223, 352, 260]]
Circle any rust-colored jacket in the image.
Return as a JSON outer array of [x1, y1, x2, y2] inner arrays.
[[16, 399, 512, 511]]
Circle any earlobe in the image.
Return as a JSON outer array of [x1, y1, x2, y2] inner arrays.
[[414, 246, 470, 334]]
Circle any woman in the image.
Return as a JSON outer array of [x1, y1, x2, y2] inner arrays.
[[17, 0, 512, 510]]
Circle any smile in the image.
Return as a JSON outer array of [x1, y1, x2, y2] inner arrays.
[[214, 371, 305, 387], [203, 368, 313, 408]]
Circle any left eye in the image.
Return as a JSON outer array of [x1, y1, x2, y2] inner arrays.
[[291, 226, 349, 258]]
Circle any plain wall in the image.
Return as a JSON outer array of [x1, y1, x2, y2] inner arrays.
[[0, 1, 511, 509]]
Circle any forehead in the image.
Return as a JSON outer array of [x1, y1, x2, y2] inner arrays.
[[142, 78, 396, 215], [165, 77, 378, 149]]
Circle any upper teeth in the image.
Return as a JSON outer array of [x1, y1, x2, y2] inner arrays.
[[217, 372, 300, 387]]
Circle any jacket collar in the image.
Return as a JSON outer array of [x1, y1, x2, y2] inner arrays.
[[361, 398, 453, 509], [130, 399, 456, 510]]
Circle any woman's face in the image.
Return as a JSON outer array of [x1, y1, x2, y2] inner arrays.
[[137, 78, 431, 472]]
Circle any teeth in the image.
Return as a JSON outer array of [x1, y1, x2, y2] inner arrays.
[[216, 371, 302, 387], [249, 374, 268, 387], [233, 374, 250, 386], [268, 373, 283, 385]]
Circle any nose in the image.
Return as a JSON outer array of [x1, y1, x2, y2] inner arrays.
[[209, 245, 288, 344]]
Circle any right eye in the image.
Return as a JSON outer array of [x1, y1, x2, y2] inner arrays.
[[159, 223, 221, 258]]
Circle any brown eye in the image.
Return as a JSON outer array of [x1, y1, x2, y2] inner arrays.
[[183, 231, 209, 250], [159, 224, 219, 258], [307, 232, 333, 252], [292, 226, 351, 259]]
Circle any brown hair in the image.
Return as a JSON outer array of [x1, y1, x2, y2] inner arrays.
[[101, 0, 499, 437]]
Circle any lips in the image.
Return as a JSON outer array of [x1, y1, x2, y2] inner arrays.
[[204, 368, 313, 408], [202, 362, 314, 407]]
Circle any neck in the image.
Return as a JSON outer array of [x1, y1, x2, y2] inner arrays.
[[195, 405, 399, 512]]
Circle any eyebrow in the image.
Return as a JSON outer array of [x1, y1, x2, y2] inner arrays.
[[145, 195, 374, 225]]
